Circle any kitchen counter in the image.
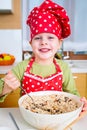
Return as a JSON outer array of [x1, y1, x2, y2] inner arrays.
[[0, 108, 87, 130], [0, 60, 87, 74], [0, 108, 36, 130], [64, 60, 87, 73]]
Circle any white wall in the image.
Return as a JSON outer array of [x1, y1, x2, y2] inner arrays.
[[0, 29, 22, 62]]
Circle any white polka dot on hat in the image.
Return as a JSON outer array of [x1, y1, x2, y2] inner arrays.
[[26, 0, 71, 40]]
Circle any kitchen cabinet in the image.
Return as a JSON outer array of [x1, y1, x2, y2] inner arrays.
[[0, 0, 21, 29], [73, 73, 87, 98], [0, 74, 21, 108], [0, 0, 13, 13]]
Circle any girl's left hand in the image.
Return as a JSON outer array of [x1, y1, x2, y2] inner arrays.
[[80, 97, 87, 113]]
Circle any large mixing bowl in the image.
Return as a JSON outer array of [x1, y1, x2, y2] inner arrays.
[[18, 91, 83, 130]]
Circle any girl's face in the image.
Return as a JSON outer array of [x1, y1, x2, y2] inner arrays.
[[31, 33, 62, 64]]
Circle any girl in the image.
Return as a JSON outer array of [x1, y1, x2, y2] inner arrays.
[[0, 0, 87, 112]]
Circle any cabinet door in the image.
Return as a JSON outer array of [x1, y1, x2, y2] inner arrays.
[[73, 73, 87, 98], [0, 74, 21, 107]]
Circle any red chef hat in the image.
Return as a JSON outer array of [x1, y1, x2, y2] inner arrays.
[[26, 0, 71, 40]]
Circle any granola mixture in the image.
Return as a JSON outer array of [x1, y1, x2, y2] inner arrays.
[[21, 94, 80, 114]]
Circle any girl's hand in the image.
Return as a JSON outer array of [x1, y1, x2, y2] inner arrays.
[[80, 97, 87, 112], [2, 71, 20, 95]]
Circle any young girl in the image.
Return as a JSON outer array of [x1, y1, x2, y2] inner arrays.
[[0, 0, 87, 112]]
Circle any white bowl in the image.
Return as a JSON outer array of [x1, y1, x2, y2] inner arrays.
[[18, 91, 83, 130]]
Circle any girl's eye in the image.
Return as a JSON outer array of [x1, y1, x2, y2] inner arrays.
[[48, 36, 54, 39], [34, 37, 41, 40]]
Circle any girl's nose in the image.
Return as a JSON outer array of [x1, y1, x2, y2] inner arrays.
[[40, 39, 48, 45], [41, 42, 47, 45]]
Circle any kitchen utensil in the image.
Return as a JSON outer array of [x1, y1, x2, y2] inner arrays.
[[9, 112, 20, 130], [19, 86, 44, 110], [19, 86, 35, 104], [64, 111, 87, 130]]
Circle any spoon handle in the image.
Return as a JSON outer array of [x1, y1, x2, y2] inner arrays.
[[19, 86, 34, 103], [9, 112, 20, 130]]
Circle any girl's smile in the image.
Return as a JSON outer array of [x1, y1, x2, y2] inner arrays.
[[39, 48, 51, 53]]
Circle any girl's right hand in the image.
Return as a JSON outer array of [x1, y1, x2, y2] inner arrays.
[[2, 71, 20, 95]]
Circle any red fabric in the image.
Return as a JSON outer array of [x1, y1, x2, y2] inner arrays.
[[22, 57, 63, 95], [27, 0, 71, 40]]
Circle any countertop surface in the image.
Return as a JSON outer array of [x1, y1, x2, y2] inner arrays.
[[65, 60, 87, 73], [0, 108, 36, 130], [0, 60, 87, 74], [0, 108, 87, 130]]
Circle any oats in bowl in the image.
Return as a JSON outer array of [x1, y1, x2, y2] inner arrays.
[[21, 94, 80, 115]]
